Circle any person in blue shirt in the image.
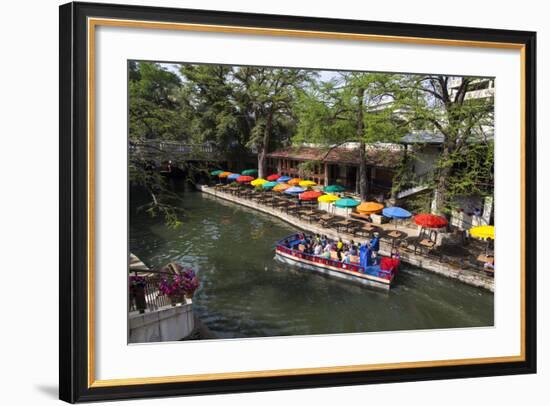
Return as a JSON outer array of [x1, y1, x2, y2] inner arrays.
[[370, 232, 380, 264]]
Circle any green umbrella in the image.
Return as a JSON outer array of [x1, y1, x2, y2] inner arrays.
[[335, 198, 360, 208], [210, 170, 224, 176], [324, 184, 345, 193], [262, 181, 278, 189], [242, 169, 258, 176]]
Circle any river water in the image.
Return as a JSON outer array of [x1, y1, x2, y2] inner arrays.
[[130, 186, 494, 339]]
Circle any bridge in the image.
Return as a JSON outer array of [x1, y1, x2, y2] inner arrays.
[[130, 139, 224, 161]]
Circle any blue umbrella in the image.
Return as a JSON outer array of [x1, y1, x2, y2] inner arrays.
[[227, 173, 241, 181], [277, 176, 292, 183], [382, 207, 412, 219], [284, 186, 305, 195]]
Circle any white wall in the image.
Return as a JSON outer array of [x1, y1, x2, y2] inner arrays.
[[0, 0, 547, 405], [411, 144, 440, 177]]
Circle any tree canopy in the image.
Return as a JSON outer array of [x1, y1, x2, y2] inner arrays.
[[128, 61, 494, 221]]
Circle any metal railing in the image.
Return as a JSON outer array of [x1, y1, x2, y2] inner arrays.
[[129, 269, 184, 314]]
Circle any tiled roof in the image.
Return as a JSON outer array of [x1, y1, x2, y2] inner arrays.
[[267, 146, 403, 168]]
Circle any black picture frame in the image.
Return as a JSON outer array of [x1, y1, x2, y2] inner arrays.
[[59, 1, 537, 403]]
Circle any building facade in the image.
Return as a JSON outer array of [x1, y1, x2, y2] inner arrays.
[[266, 143, 403, 197]]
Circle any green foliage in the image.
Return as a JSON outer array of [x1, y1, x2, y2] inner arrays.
[[128, 62, 494, 222], [129, 62, 188, 141], [294, 72, 406, 146]]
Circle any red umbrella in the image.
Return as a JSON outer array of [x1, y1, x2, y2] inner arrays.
[[236, 175, 254, 183], [299, 191, 323, 201], [414, 213, 448, 228], [267, 174, 281, 181]]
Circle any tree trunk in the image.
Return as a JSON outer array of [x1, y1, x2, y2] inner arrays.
[[257, 110, 273, 179], [433, 146, 451, 216], [356, 87, 368, 201], [358, 142, 368, 200]]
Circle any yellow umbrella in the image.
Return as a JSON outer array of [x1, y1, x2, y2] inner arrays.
[[356, 201, 384, 214], [299, 180, 317, 188], [250, 178, 267, 186], [273, 183, 291, 192], [288, 178, 302, 186], [469, 225, 495, 240], [318, 194, 340, 203], [218, 171, 232, 178]]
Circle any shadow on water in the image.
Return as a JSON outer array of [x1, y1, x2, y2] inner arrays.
[[130, 185, 494, 340]]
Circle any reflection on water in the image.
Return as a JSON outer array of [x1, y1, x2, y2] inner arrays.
[[129, 186, 494, 339]]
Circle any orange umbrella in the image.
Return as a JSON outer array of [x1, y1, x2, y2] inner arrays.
[[288, 178, 302, 186], [273, 183, 291, 192], [218, 171, 232, 178], [356, 201, 384, 214]]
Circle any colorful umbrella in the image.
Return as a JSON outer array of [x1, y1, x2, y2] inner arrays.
[[335, 198, 360, 208], [318, 194, 340, 203], [299, 180, 317, 188], [288, 178, 302, 186], [227, 173, 241, 181], [414, 213, 448, 228], [273, 183, 291, 192], [382, 207, 412, 219], [267, 174, 281, 181], [250, 178, 267, 186], [210, 170, 224, 176], [299, 191, 323, 201], [236, 175, 254, 183], [262, 181, 278, 189], [356, 201, 384, 214], [324, 185, 345, 193], [469, 225, 495, 240], [218, 171, 232, 178], [242, 169, 258, 176], [277, 176, 292, 183], [284, 186, 306, 195]]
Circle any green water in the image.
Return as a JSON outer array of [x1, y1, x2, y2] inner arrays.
[[129, 187, 494, 339]]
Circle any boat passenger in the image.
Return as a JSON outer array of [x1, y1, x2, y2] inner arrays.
[[391, 248, 400, 260], [336, 238, 344, 261], [370, 232, 380, 263], [349, 243, 358, 256], [314, 243, 322, 256], [321, 235, 328, 247], [323, 243, 331, 259], [343, 250, 351, 264]]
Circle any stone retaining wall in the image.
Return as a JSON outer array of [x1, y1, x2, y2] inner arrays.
[[129, 299, 194, 343]]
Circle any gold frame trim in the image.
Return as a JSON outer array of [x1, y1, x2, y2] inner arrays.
[[87, 17, 527, 388]]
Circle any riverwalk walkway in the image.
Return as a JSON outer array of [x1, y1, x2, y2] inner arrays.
[[199, 184, 494, 292]]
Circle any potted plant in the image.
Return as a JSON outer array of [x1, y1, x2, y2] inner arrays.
[[158, 265, 200, 305], [180, 269, 200, 299], [159, 276, 183, 306]]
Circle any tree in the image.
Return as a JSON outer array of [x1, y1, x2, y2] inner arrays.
[[128, 62, 198, 227], [178, 64, 248, 151], [232, 67, 313, 178], [398, 75, 494, 215], [294, 72, 404, 200], [129, 62, 187, 141]]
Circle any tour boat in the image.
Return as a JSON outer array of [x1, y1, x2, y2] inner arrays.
[[274, 233, 399, 290]]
